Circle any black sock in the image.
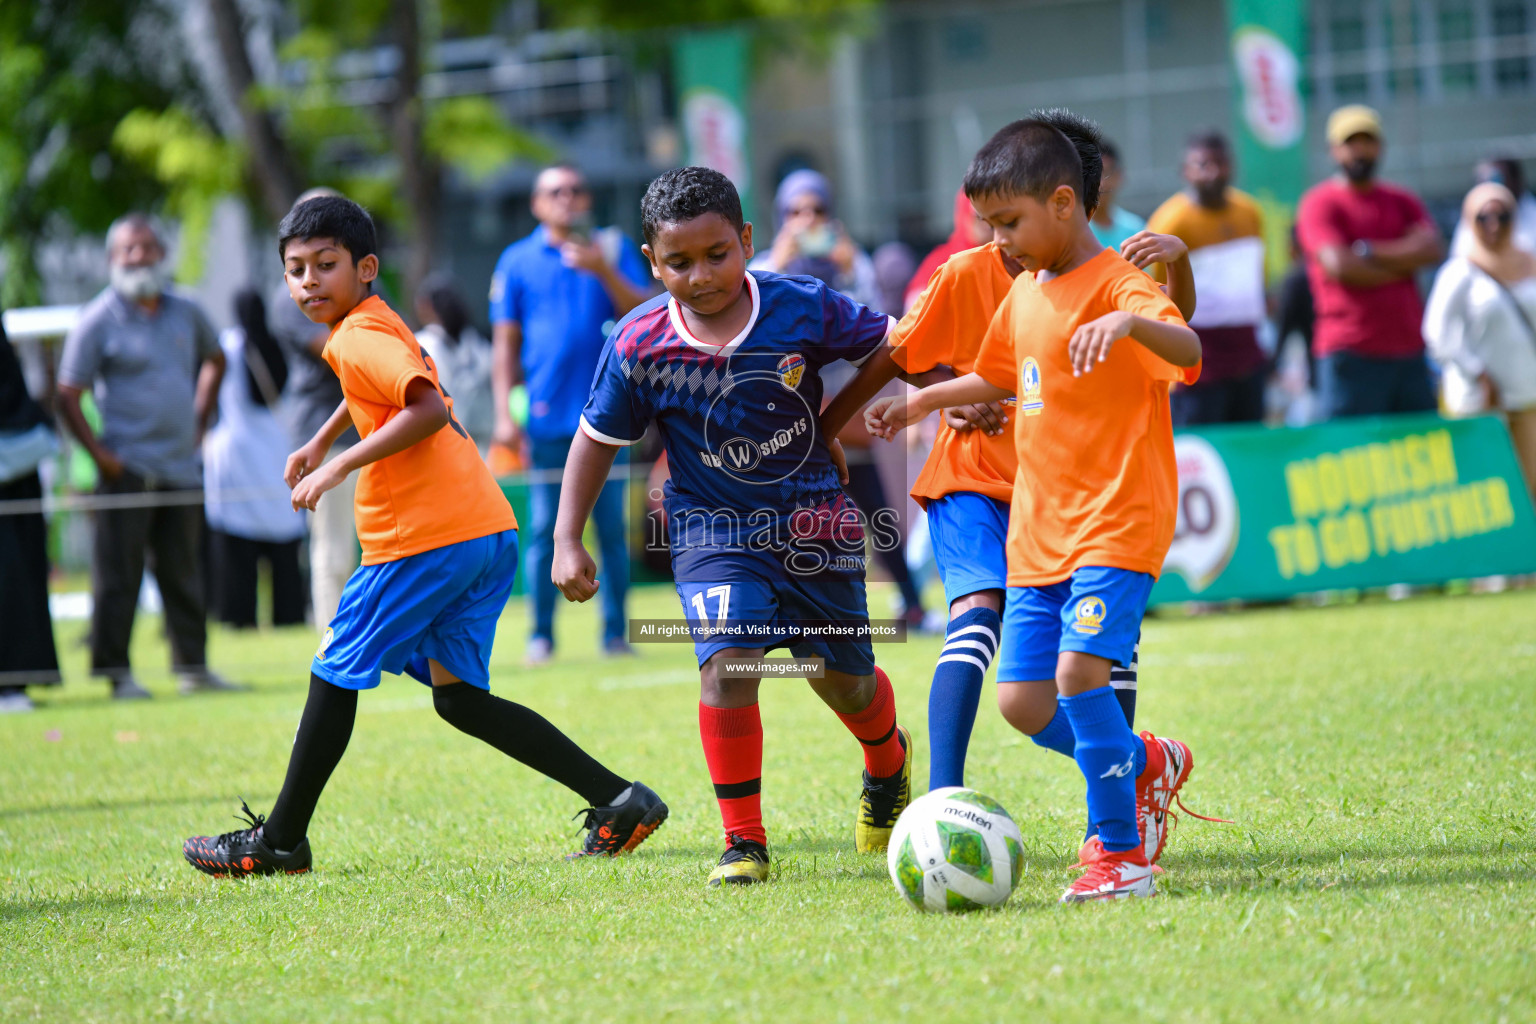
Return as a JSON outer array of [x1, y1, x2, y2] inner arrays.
[[1112, 687, 1137, 731], [432, 682, 628, 807], [263, 673, 357, 850]]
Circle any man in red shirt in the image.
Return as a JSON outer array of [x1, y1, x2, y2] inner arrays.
[[1296, 105, 1443, 418]]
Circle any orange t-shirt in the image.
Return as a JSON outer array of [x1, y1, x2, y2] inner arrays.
[[891, 243, 1018, 507], [973, 248, 1199, 586], [323, 295, 516, 565]]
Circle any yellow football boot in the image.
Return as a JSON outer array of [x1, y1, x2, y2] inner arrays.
[[706, 834, 770, 887], [855, 725, 912, 853]]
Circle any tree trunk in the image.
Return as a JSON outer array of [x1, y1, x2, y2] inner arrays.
[[205, 0, 303, 222], [387, 0, 439, 306]]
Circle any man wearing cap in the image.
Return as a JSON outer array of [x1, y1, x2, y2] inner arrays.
[[1296, 105, 1443, 419]]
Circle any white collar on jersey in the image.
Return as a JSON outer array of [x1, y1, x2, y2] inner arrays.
[[666, 271, 761, 358]]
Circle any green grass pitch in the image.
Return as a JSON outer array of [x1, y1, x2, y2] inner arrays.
[[3, 583, 1534, 1022]]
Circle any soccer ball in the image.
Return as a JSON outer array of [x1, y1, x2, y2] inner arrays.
[[887, 787, 1024, 913]]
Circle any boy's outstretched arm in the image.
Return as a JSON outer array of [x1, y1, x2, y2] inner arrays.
[[819, 346, 956, 439], [1119, 231, 1197, 321], [865, 372, 1013, 441], [552, 432, 620, 603], [290, 380, 447, 510], [1069, 313, 1201, 376]]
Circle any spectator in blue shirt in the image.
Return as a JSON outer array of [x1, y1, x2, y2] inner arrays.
[[1089, 139, 1147, 252], [489, 163, 651, 664]]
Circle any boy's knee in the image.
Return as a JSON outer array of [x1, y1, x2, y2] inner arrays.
[[432, 680, 485, 726], [700, 651, 761, 708], [997, 682, 1054, 735], [1055, 651, 1112, 696]]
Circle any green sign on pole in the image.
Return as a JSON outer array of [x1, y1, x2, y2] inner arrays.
[[1153, 414, 1536, 604], [1226, 0, 1308, 279], [673, 28, 754, 226]]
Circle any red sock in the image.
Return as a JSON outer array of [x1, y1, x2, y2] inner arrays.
[[835, 666, 905, 778], [698, 702, 766, 847]]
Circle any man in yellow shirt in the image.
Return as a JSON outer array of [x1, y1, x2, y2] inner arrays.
[[1147, 131, 1270, 424]]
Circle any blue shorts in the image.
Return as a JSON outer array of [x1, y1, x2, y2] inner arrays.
[[313, 530, 519, 690], [995, 566, 1154, 682], [926, 492, 1010, 606], [674, 548, 875, 676]]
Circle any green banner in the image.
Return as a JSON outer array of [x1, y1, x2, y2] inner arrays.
[[673, 28, 755, 226], [1226, 0, 1307, 279], [1152, 414, 1536, 604]]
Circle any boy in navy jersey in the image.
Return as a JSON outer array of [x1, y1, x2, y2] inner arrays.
[[552, 167, 913, 886]]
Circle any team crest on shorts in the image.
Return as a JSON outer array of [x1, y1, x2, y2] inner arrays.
[[316, 626, 334, 661], [1072, 596, 1106, 636], [1019, 357, 1044, 415], [777, 353, 806, 391]]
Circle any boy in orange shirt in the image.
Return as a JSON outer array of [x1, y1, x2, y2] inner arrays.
[[183, 196, 666, 877], [822, 114, 1194, 811], [869, 112, 1204, 902]]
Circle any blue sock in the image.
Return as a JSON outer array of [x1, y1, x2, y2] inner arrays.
[[926, 606, 1000, 789], [1082, 706, 1145, 841], [1029, 703, 1075, 757], [1062, 687, 1141, 853]]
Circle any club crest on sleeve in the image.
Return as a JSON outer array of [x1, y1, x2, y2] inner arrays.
[[1019, 356, 1044, 415], [777, 353, 806, 391], [1072, 596, 1106, 636]]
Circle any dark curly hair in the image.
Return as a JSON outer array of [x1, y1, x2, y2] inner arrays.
[[278, 194, 377, 263], [640, 166, 746, 245], [963, 108, 1105, 218]]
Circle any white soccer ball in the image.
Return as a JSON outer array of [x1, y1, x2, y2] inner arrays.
[[887, 787, 1024, 912]]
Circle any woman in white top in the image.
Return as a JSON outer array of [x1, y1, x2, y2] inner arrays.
[[414, 276, 494, 453], [203, 289, 307, 627], [1424, 182, 1536, 501]]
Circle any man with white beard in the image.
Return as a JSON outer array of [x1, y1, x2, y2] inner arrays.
[[57, 214, 240, 699]]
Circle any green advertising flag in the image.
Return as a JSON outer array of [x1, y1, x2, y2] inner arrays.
[[1226, 0, 1307, 279], [1153, 414, 1536, 604], [673, 29, 754, 226]]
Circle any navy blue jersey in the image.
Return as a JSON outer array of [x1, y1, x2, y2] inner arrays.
[[580, 271, 891, 569]]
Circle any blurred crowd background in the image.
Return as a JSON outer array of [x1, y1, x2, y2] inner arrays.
[[4, 0, 1536, 710]]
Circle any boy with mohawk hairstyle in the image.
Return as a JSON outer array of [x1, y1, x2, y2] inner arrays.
[[867, 111, 1209, 901], [182, 195, 666, 878], [552, 167, 931, 886], [822, 109, 1199, 870]]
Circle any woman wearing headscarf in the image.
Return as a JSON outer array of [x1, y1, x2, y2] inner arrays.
[[0, 312, 62, 711], [751, 169, 882, 310], [1424, 182, 1536, 500], [752, 168, 933, 628]]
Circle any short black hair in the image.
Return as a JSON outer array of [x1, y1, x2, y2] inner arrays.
[[1185, 130, 1230, 155], [640, 166, 745, 245], [1099, 138, 1121, 165], [278, 194, 377, 262], [963, 109, 1103, 218]]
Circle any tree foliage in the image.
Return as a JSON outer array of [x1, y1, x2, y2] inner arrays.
[[0, 1, 201, 306], [1, 0, 876, 304]]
